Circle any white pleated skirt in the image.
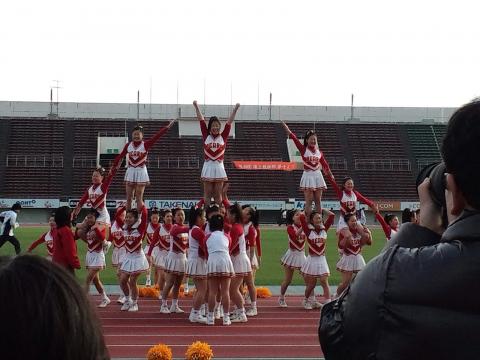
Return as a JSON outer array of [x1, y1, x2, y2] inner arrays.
[[231, 252, 252, 276], [300, 170, 327, 191], [164, 251, 187, 275], [185, 256, 208, 279], [207, 252, 235, 277], [281, 248, 307, 270], [120, 249, 149, 275], [124, 166, 150, 185], [336, 253, 365, 273], [154, 249, 169, 269], [112, 246, 126, 267], [86, 250, 106, 270], [300, 255, 330, 278], [201, 160, 228, 182]]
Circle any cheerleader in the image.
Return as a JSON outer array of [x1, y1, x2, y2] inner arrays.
[[326, 176, 375, 241], [193, 100, 240, 206], [119, 205, 149, 312], [144, 208, 161, 287], [228, 203, 251, 323], [82, 209, 110, 308], [278, 209, 307, 308], [241, 205, 260, 316], [336, 213, 372, 296], [147, 209, 173, 293], [109, 206, 127, 304], [72, 165, 118, 240], [373, 204, 399, 241], [206, 214, 235, 325], [281, 122, 334, 217], [186, 207, 208, 324], [111, 120, 175, 211], [160, 208, 189, 314], [299, 209, 335, 309], [27, 213, 56, 260]]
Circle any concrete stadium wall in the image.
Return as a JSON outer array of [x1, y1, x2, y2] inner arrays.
[[0, 101, 455, 123]]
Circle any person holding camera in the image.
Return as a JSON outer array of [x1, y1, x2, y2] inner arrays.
[[319, 100, 480, 359]]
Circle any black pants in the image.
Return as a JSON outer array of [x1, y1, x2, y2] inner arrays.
[[0, 235, 21, 254]]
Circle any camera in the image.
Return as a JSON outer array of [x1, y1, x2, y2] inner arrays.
[[416, 162, 448, 227]]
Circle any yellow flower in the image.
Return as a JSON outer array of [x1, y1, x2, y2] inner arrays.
[[146, 344, 173, 360], [185, 341, 213, 360]]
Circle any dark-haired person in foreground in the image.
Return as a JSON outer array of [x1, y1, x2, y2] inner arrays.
[[0, 255, 109, 360], [320, 100, 480, 359], [52, 206, 80, 274], [111, 120, 175, 211], [0, 203, 22, 254]]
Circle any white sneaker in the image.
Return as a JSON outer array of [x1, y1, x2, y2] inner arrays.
[[190, 312, 207, 324], [98, 297, 111, 308], [223, 314, 231, 326], [206, 313, 215, 325], [278, 297, 288, 308], [128, 303, 139, 312], [244, 293, 252, 305], [246, 307, 258, 317], [214, 307, 221, 319], [170, 304, 184, 313], [121, 301, 131, 311], [302, 299, 313, 310], [145, 278, 152, 287], [160, 304, 170, 314], [310, 300, 323, 309], [117, 295, 126, 305], [230, 311, 248, 323], [200, 305, 207, 317]]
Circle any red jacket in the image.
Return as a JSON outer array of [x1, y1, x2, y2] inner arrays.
[[52, 225, 81, 270]]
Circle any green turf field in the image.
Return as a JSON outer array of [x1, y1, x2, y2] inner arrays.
[[0, 226, 387, 285]]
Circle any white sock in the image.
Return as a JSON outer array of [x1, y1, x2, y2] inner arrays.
[[161, 299, 167, 306], [128, 296, 133, 303], [172, 299, 178, 306], [146, 274, 151, 281], [252, 301, 257, 308], [215, 301, 221, 310], [102, 292, 108, 300]]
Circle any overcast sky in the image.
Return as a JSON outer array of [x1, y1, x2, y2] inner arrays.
[[1, 0, 479, 107]]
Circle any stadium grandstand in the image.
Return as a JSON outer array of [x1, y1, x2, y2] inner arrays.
[[0, 101, 452, 223]]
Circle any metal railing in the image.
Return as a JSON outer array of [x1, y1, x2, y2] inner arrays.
[[6, 154, 64, 168], [354, 158, 411, 171], [72, 156, 200, 169]]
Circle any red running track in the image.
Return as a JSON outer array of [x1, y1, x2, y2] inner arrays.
[[94, 296, 324, 359]]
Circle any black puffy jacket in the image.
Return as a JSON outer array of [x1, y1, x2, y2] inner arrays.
[[333, 210, 480, 360]]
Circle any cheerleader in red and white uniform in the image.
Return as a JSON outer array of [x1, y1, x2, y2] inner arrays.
[[111, 121, 175, 211], [281, 122, 334, 217], [160, 208, 189, 314], [278, 209, 307, 308], [327, 176, 375, 241], [27, 214, 56, 261], [299, 209, 335, 309], [193, 100, 240, 206], [373, 204, 399, 241], [148, 209, 173, 293], [72, 165, 118, 240], [82, 209, 110, 308], [144, 208, 161, 287], [336, 213, 372, 296], [242, 205, 260, 317], [109, 206, 127, 304], [119, 205, 149, 312], [228, 203, 251, 323], [206, 214, 235, 326], [186, 207, 208, 324]]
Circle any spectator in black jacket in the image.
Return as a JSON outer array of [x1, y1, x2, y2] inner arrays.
[[321, 100, 480, 360]]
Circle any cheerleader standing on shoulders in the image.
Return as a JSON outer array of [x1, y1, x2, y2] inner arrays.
[[111, 121, 175, 211], [281, 122, 334, 218], [109, 206, 127, 304], [336, 213, 372, 296], [72, 165, 118, 240], [144, 208, 161, 287], [81, 209, 110, 308], [186, 207, 208, 324], [241, 205, 260, 316], [299, 209, 335, 309], [326, 176, 375, 243], [228, 203, 251, 323], [160, 208, 189, 314], [206, 214, 235, 325], [373, 204, 399, 241], [278, 209, 307, 308], [27, 213, 56, 261], [119, 205, 149, 312], [193, 100, 240, 206], [148, 209, 173, 293]]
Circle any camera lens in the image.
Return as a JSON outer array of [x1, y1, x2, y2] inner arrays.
[[416, 162, 446, 208]]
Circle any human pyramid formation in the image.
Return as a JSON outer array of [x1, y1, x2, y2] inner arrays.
[[26, 100, 400, 326]]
